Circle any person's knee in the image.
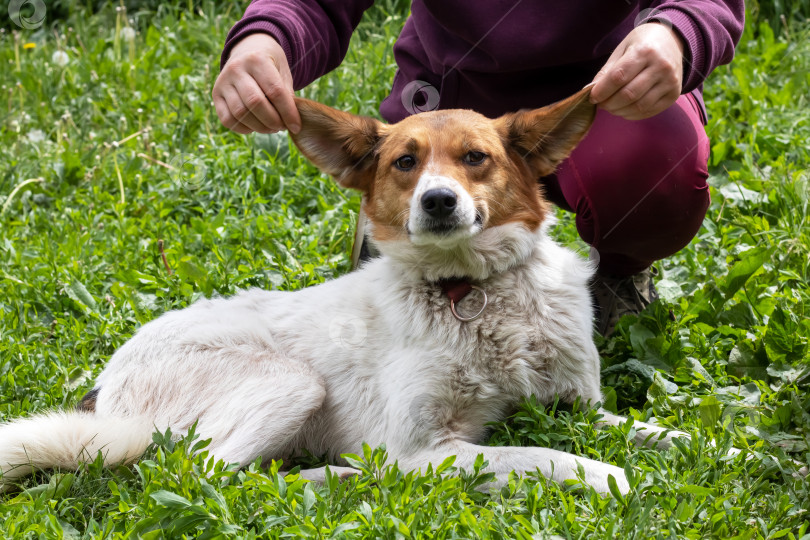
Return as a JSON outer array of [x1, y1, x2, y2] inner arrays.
[[597, 164, 709, 250], [576, 140, 710, 266], [559, 98, 712, 270]]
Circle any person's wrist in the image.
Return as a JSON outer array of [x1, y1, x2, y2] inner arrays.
[[230, 32, 281, 57], [646, 21, 686, 88], [653, 21, 685, 57], [228, 31, 292, 79]]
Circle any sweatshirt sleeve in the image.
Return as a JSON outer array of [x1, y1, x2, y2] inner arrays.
[[220, 0, 375, 90], [642, 1, 745, 93]]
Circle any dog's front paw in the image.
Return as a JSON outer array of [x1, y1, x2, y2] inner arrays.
[[580, 462, 630, 496]]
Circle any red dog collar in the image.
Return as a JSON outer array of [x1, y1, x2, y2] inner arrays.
[[437, 278, 488, 322]]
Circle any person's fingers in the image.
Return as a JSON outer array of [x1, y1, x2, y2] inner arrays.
[[597, 65, 657, 113], [213, 91, 253, 134], [213, 71, 257, 134], [221, 85, 266, 134], [590, 41, 624, 84], [608, 85, 665, 120], [590, 42, 634, 104], [592, 55, 648, 107], [233, 75, 283, 133], [254, 59, 301, 133], [610, 83, 677, 120], [212, 33, 300, 135]]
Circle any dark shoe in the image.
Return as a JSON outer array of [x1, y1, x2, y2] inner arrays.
[[592, 266, 659, 336]]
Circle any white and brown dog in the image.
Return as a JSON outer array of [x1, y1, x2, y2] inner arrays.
[[0, 88, 687, 494]]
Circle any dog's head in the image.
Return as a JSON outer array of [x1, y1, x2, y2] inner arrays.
[[291, 88, 595, 280]]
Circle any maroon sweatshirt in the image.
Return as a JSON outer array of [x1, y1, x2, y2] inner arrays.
[[220, 1, 744, 123]]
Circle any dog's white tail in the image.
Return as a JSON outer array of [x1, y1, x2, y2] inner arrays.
[[0, 412, 154, 487]]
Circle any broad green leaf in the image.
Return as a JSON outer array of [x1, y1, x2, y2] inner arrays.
[[177, 259, 208, 282], [140, 530, 165, 540], [727, 340, 769, 381], [602, 359, 657, 384], [648, 372, 678, 401], [302, 483, 315, 515], [65, 280, 97, 311], [435, 455, 456, 474], [200, 480, 227, 512], [688, 357, 716, 386], [718, 383, 761, 405], [764, 307, 806, 363], [607, 475, 625, 506], [767, 363, 810, 385], [331, 523, 362, 535], [168, 515, 211, 535], [678, 484, 715, 496], [601, 385, 618, 413], [722, 247, 768, 298], [629, 323, 655, 358], [699, 395, 722, 429], [656, 278, 683, 302], [283, 524, 318, 538], [150, 490, 192, 509]]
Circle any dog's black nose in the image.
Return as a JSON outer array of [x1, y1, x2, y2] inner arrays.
[[421, 188, 457, 219]]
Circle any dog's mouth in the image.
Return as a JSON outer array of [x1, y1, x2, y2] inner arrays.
[[406, 207, 485, 244], [423, 218, 459, 235]]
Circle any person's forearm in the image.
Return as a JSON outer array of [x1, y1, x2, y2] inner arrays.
[[220, 0, 375, 90]]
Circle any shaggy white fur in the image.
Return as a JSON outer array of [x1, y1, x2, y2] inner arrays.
[[0, 89, 690, 495], [0, 215, 684, 493]]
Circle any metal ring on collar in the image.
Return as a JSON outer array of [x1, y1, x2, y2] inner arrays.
[[449, 285, 488, 322]]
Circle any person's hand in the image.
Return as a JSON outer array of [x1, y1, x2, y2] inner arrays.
[[590, 23, 685, 121], [213, 33, 301, 134]]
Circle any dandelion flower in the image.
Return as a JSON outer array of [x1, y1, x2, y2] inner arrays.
[[26, 129, 46, 143], [23, 42, 36, 50], [51, 50, 69, 67], [121, 27, 136, 40]]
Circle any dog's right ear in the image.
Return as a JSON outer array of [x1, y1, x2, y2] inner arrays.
[[290, 98, 386, 192], [496, 87, 596, 178]]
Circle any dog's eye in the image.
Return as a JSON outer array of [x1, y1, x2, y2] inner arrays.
[[394, 155, 416, 171], [463, 151, 487, 165]]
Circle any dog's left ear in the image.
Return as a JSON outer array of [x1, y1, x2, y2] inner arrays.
[[290, 98, 386, 192], [497, 87, 596, 178]]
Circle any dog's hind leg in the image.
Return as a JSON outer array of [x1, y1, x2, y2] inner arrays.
[[594, 409, 809, 477], [397, 440, 629, 495], [594, 409, 688, 450], [198, 362, 326, 468]]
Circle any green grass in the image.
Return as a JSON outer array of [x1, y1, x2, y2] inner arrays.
[[1, 2, 809, 538]]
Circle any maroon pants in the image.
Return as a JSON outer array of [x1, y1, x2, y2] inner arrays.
[[541, 93, 711, 277]]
